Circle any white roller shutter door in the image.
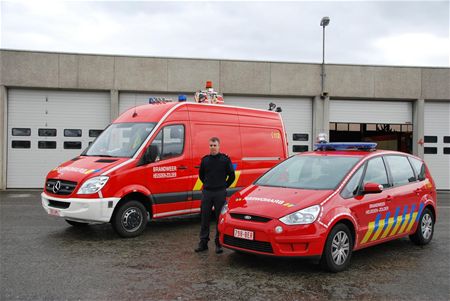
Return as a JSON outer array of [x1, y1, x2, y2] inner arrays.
[[119, 92, 182, 115], [7, 89, 110, 188], [225, 96, 312, 155], [424, 102, 450, 190], [330, 100, 413, 124]]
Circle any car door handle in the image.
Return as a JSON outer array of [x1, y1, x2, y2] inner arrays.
[[386, 195, 393, 202], [414, 188, 422, 194], [178, 165, 188, 170]]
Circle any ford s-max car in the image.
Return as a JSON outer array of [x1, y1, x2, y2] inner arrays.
[[218, 142, 437, 272]]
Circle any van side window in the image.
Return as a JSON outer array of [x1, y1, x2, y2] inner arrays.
[[150, 125, 184, 161], [363, 157, 390, 188], [385, 155, 416, 186], [341, 166, 364, 199], [408, 157, 426, 181]]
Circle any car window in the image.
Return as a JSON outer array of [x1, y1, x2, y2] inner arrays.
[[255, 155, 361, 190], [385, 155, 416, 186], [341, 166, 364, 199], [363, 157, 389, 188], [408, 157, 426, 181], [150, 124, 184, 161]]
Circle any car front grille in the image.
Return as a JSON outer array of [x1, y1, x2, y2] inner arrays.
[[46, 179, 77, 195], [230, 213, 272, 223], [223, 235, 274, 254]]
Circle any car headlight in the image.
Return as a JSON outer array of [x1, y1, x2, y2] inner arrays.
[[220, 203, 229, 215], [279, 205, 321, 225], [77, 176, 109, 194]]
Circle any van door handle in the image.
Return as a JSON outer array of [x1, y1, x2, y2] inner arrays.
[[194, 165, 200, 169], [178, 165, 188, 170], [386, 195, 393, 202]]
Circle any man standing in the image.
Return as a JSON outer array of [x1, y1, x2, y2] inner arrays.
[[195, 137, 235, 254]]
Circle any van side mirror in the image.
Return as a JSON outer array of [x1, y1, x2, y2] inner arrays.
[[138, 145, 159, 166], [363, 182, 383, 194]]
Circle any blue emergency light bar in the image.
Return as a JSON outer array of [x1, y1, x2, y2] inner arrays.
[[314, 142, 377, 151]]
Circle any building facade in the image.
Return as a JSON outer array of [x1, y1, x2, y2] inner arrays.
[[1, 50, 449, 189]]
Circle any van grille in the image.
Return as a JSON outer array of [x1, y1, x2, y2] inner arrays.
[[223, 235, 273, 254], [46, 179, 77, 195], [230, 213, 272, 223], [48, 200, 70, 209]]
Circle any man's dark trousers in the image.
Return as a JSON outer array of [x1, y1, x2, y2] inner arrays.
[[199, 189, 226, 246]]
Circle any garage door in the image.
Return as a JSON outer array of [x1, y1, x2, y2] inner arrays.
[[7, 89, 110, 188], [225, 96, 312, 155], [330, 100, 413, 124], [119, 92, 182, 115], [424, 102, 450, 190]]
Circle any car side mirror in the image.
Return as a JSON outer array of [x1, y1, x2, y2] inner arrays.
[[363, 182, 383, 194], [138, 145, 159, 166]]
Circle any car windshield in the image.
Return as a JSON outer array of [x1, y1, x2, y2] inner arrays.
[[255, 155, 361, 190], [84, 122, 156, 158]]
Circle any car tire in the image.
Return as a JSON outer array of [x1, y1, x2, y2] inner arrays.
[[409, 208, 434, 245], [65, 219, 89, 227], [320, 223, 353, 273], [111, 200, 148, 238]]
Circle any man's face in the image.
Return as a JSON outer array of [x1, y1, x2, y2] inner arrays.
[[209, 140, 219, 155]]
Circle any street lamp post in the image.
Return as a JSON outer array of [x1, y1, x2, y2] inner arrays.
[[320, 16, 330, 96]]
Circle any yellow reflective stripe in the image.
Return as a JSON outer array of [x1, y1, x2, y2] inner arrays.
[[398, 213, 411, 234], [406, 212, 418, 233], [390, 215, 403, 236], [192, 170, 241, 191], [193, 178, 203, 191], [361, 221, 375, 244], [229, 171, 241, 188], [380, 217, 395, 239], [371, 219, 385, 241]]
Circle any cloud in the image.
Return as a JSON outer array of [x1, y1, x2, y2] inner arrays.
[[1, 1, 448, 67]]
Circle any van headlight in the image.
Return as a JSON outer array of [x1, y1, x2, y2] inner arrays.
[[77, 176, 109, 194], [279, 205, 321, 225], [220, 203, 229, 215]]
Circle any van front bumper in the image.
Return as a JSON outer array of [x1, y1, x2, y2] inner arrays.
[[41, 192, 120, 223]]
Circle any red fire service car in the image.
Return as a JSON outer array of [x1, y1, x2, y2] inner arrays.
[[41, 100, 288, 237], [218, 142, 437, 272]]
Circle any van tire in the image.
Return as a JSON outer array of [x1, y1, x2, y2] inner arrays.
[[65, 219, 89, 227], [320, 223, 353, 273], [112, 200, 148, 238], [409, 208, 434, 245]]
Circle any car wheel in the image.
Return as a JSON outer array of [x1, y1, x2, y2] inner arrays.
[[320, 223, 353, 272], [409, 208, 434, 245], [112, 200, 148, 238], [65, 219, 89, 227]]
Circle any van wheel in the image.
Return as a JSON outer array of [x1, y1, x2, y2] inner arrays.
[[112, 201, 148, 238], [320, 223, 353, 272], [409, 208, 434, 245], [65, 219, 89, 227]]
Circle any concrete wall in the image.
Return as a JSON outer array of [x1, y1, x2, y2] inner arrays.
[[1, 50, 449, 100]]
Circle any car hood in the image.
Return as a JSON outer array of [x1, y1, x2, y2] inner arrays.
[[228, 184, 334, 219], [46, 156, 130, 184]]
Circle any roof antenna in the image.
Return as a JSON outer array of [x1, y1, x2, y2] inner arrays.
[[132, 94, 138, 117]]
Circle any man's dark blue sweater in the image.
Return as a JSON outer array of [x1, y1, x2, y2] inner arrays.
[[199, 153, 235, 191]]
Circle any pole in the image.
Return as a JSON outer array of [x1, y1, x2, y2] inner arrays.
[[321, 25, 325, 95]]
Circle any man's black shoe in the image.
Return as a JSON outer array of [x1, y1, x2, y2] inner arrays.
[[215, 245, 223, 254], [195, 244, 208, 252]]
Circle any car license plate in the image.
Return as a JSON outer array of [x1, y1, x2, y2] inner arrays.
[[234, 229, 254, 240], [48, 208, 60, 216]]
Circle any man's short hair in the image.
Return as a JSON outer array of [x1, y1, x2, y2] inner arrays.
[[209, 137, 220, 144]]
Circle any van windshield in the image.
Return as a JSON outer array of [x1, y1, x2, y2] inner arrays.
[[255, 155, 361, 190], [84, 123, 156, 158]]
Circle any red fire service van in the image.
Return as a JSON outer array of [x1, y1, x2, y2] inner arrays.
[[218, 142, 437, 272], [41, 100, 288, 237]]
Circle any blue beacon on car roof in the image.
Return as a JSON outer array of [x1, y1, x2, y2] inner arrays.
[[314, 142, 378, 151]]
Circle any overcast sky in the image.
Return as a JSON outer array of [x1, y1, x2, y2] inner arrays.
[[1, 1, 449, 67]]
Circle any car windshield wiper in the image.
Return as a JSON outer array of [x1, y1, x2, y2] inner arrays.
[[86, 154, 114, 157]]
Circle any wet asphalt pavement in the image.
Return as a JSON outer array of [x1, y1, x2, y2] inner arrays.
[[0, 191, 449, 301]]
